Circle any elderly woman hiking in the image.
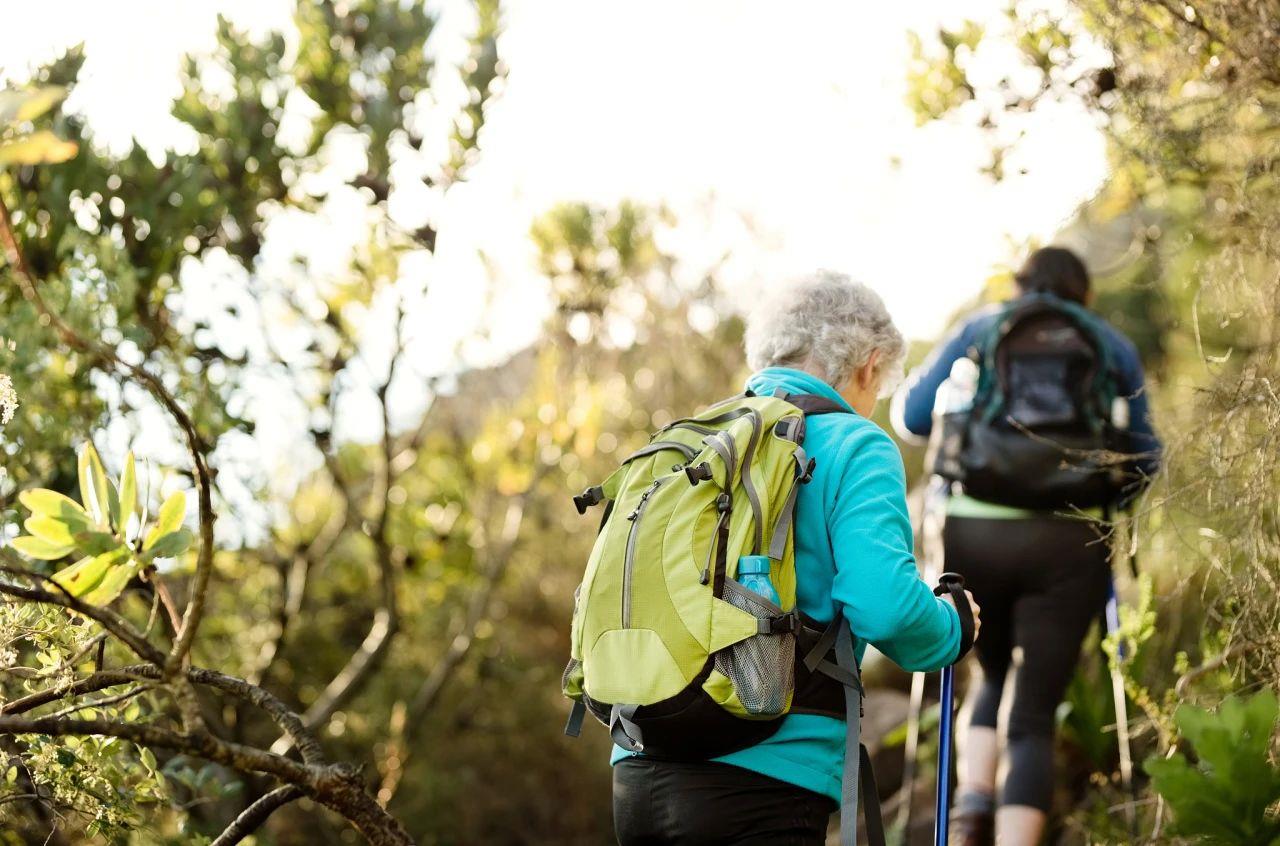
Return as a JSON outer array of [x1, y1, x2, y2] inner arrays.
[[892, 247, 1160, 846], [562, 270, 979, 845]]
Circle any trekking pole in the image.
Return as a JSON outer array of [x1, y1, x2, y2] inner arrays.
[[1104, 576, 1137, 831], [932, 573, 973, 846]]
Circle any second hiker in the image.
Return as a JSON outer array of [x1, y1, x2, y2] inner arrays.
[[892, 246, 1161, 846]]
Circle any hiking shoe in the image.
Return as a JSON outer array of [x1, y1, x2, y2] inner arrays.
[[948, 810, 994, 846]]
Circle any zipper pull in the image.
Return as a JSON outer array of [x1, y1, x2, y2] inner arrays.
[[628, 480, 662, 520], [699, 564, 711, 585]]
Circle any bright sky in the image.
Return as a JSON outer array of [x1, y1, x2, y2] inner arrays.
[[473, 0, 1110, 340], [2, 0, 1110, 535], [2, 0, 1110, 340]]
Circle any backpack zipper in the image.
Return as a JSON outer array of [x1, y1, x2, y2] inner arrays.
[[622, 477, 666, 628]]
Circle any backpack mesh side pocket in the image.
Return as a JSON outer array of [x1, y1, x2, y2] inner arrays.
[[715, 580, 795, 717]]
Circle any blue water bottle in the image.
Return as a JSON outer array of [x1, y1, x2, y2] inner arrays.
[[737, 555, 780, 606]]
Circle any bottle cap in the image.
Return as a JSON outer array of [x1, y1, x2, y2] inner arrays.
[[737, 555, 771, 576]]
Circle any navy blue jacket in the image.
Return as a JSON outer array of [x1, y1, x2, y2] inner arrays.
[[892, 298, 1161, 481]]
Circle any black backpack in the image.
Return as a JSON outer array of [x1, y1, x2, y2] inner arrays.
[[931, 294, 1135, 509]]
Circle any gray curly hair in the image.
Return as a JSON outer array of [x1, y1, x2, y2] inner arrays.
[[744, 271, 906, 397]]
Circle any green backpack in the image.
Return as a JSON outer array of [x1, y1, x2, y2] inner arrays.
[[562, 390, 885, 846]]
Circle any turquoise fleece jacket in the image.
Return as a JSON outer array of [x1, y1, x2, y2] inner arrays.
[[612, 367, 961, 802]]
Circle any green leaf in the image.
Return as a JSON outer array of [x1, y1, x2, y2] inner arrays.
[[51, 547, 129, 598], [143, 529, 193, 561], [72, 531, 124, 556], [18, 489, 90, 525], [0, 131, 78, 166], [10, 535, 74, 560], [78, 444, 112, 528], [0, 86, 67, 125], [23, 515, 78, 546], [139, 747, 157, 771], [81, 557, 140, 606], [144, 491, 186, 550], [1146, 690, 1280, 844], [118, 452, 137, 533]]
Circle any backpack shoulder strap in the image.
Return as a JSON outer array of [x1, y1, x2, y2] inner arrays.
[[772, 390, 851, 417], [802, 614, 885, 846]]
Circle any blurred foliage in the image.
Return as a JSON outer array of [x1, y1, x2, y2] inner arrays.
[[0, 87, 78, 167]]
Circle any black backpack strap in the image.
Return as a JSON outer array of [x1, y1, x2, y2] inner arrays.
[[773, 389, 851, 417]]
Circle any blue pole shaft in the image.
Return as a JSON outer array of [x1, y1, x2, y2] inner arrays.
[[934, 663, 955, 846]]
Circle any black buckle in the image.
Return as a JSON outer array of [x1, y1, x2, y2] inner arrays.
[[799, 457, 816, 484], [772, 612, 802, 635], [685, 462, 714, 486], [716, 493, 732, 513], [572, 486, 604, 515]]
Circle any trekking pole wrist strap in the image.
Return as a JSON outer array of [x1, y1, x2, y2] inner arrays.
[[934, 572, 974, 661]]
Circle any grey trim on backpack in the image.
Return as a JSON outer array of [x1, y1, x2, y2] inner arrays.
[[766, 448, 809, 561], [660, 405, 756, 435], [701, 432, 737, 485], [737, 410, 766, 553], [721, 574, 784, 615], [624, 440, 699, 464]]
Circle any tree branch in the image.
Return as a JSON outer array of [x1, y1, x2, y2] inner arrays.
[[0, 715, 312, 784], [0, 565, 165, 665], [2, 663, 324, 766], [0, 714, 414, 842], [378, 475, 542, 803], [2, 668, 150, 716], [279, 303, 410, 746], [187, 666, 324, 766], [209, 784, 305, 846]]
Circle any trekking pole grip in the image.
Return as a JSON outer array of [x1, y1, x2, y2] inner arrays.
[[934, 572, 974, 661]]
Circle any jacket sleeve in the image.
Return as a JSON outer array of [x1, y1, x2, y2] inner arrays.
[[890, 320, 975, 445], [1110, 330, 1161, 482], [827, 427, 960, 672]]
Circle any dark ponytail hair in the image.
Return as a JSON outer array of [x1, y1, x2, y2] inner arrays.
[[1014, 246, 1091, 304]]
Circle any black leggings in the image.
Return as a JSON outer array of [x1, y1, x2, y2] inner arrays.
[[943, 515, 1111, 811], [613, 757, 835, 845]]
